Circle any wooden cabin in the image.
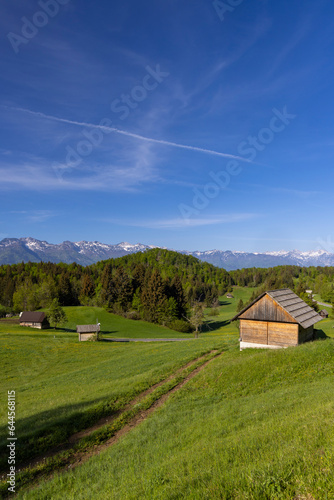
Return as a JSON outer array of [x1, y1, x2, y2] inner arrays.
[[77, 324, 100, 341], [231, 289, 322, 350], [20, 311, 50, 329], [319, 309, 329, 319]]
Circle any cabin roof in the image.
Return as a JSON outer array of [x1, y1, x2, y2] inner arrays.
[[231, 288, 322, 329], [20, 311, 47, 323], [76, 324, 100, 333]]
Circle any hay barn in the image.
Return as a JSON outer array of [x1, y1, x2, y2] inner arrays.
[[77, 324, 100, 342], [20, 312, 50, 329], [231, 288, 322, 350]]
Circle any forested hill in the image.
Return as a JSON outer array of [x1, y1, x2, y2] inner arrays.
[[0, 249, 230, 329], [230, 264, 334, 309], [1, 248, 334, 326], [94, 248, 230, 285]]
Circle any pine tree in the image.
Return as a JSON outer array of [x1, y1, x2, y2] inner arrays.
[[2, 267, 15, 307], [170, 274, 187, 318], [100, 263, 114, 306], [141, 269, 167, 323], [237, 299, 244, 312], [58, 272, 73, 306], [132, 264, 146, 290], [113, 267, 133, 312], [81, 274, 95, 298]]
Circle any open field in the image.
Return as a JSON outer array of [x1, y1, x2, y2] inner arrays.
[[15, 337, 334, 500], [0, 308, 189, 339], [1, 285, 334, 498], [0, 329, 231, 475]]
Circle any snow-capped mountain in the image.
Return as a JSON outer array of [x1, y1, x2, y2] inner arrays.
[[0, 237, 334, 270], [0, 238, 157, 266], [188, 249, 334, 270]]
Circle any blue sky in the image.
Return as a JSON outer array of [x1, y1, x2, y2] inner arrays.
[[1, 0, 334, 252]]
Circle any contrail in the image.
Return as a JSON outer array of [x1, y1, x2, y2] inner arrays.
[[8, 106, 254, 164]]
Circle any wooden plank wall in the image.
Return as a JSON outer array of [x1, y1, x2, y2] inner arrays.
[[268, 322, 298, 346], [240, 320, 268, 344], [240, 320, 299, 346], [79, 332, 97, 342], [239, 294, 297, 324], [298, 325, 313, 343], [20, 322, 42, 329]]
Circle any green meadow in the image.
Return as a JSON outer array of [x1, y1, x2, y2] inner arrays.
[[1, 286, 334, 499], [16, 338, 334, 500]]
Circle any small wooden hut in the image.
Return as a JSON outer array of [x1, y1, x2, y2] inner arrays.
[[226, 293, 234, 299], [20, 312, 50, 329], [231, 289, 322, 350], [77, 324, 100, 342], [319, 309, 329, 319]]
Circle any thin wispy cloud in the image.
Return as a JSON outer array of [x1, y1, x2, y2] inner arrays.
[[242, 183, 320, 198], [271, 187, 320, 198], [7, 106, 255, 164], [0, 142, 159, 192], [106, 213, 258, 229], [9, 210, 59, 223], [26, 210, 59, 223]]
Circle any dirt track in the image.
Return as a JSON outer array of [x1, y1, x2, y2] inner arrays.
[[10, 349, 223, 484]]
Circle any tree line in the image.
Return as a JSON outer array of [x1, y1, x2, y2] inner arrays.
[[231, 265, 334, 311], [2, 251, 334, 327], [0, 249, 229, 331]]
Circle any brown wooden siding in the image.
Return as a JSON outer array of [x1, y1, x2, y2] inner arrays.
[[239, 295, 297, 324], [240, 320, 268, 344], [240, 319, 299, 346], [268, 322, 298, 346]]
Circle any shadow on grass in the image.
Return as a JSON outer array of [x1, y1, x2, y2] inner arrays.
[[313, 329, 329, 340], [0, 395, 120, 472], [202, 319, 230, 332]]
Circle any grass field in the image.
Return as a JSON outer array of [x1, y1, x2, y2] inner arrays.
[[0, 331, 231, 473], [0, 293, 248, 480], [16, 337, 334, 500], [1, 286, 334, 498]]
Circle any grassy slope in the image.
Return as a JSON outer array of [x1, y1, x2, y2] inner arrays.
[[3, 285, 334, 498], [0, 301, 236, 471], [20, 338, 334, 500], [63, 307, 189, 339], [205, 286, 257, 334]]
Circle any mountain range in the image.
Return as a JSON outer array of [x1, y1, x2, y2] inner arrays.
[[0, 237, 333, 271]]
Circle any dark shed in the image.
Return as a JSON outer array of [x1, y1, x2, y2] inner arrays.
[[20, 311, 50, 329]]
